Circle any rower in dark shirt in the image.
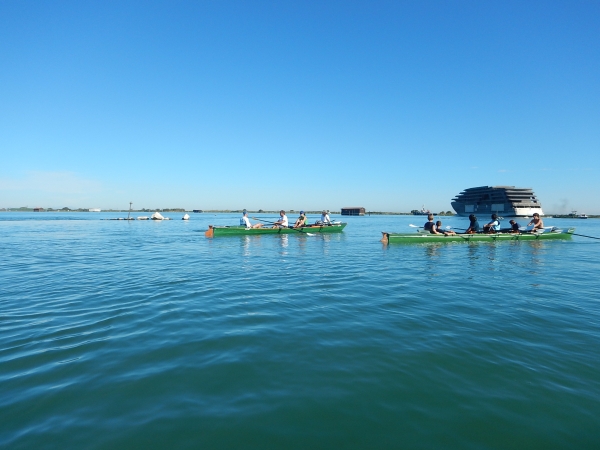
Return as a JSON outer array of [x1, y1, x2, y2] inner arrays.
[[509, 219, 521, 233], [436, 220, 456, 236], [423, 214, 436, 233], [465, 214, 480, 234]]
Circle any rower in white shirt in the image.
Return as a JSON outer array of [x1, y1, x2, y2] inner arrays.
[[240, 210, 262, 228], [320, 210, 331, 224], [272, 210, 289, 228]]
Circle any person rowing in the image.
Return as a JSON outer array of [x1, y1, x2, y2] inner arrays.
[[528, 213, 544, 232], [435, 220, 456, 236], [315, 210, 331, 225], [508, 219, 521, 233], [423, 215, 453, 236], [240, 210, 262, 228], [272, 210, 289, 228], [483, 214, 501, 233], [293, 211, 307, 228], [465, 214, 480, 234], [423, 214, 436, 233]]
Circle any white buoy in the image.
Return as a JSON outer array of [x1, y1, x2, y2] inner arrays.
[[183, 214, 190, 220], [151, 211, 164, 220]]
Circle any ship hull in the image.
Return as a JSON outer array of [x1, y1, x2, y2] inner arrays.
[[451, 186, 544, 217]]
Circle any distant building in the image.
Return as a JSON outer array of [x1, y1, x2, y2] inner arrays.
[[193, 210, 203, 213], [341, 207, 365, 216], [89, 208, 101, 212], [33, 207, 44, 212]]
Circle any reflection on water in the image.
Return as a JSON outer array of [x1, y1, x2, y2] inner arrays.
[[296, 235, 307, 254], [466, 242, 480, 275], [424, 243, 443, 259], [527, 241, 546, 280], [242, 235, 252, 256], [238, 233, 344, 257], [485, 243, 498, 271], [279, 234, 289, 254]]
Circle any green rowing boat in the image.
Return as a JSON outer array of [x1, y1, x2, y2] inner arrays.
[[205, 223, 347, 237], [381, 228, 575, 244]]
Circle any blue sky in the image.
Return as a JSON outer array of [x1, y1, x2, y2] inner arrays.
[[1, 1, 598, 213]]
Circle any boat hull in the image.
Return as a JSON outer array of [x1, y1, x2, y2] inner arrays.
[[206, 223, 347, 237], [381, 228, 575, 244]]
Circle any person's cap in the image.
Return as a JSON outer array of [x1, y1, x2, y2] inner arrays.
[[300, 210, 304, 214], [322, 210, 327, 213], [243, 209, 247, 214]]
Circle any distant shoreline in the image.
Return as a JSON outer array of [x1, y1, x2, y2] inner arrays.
[[1, 209, 598, 218], [0, 208, 441, 215]]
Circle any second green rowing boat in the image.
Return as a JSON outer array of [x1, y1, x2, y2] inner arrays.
[[381, 228, 575, 244]]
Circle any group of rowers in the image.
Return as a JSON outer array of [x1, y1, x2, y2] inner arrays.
[[424, 212, 545, 235], [240, 209, 332, 229]]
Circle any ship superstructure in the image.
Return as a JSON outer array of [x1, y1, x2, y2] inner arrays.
[[451, 186, 544, 217]]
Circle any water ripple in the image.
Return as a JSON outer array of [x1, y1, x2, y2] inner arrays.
[[1, 213, 599, 449]]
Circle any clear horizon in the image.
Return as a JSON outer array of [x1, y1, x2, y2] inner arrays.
[[1, 1, 599, 213]]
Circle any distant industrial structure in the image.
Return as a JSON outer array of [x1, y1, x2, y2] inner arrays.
[[341, 207, 365, 216]]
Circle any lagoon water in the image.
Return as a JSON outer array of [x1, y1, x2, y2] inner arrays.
[[1, 212, 599, 449]]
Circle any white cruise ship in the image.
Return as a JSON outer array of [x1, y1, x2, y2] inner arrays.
[[451, 186, 544, 217]]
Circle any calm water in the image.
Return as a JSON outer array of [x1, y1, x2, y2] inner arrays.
[[1, 212, 599, 449]]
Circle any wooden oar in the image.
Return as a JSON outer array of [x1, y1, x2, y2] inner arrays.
[[571, 233, 600, 240], [517, 226, 599, 240], [252, 217, 316, 236], [411, 223, 453, 230], [252, 217, 280, 225]]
